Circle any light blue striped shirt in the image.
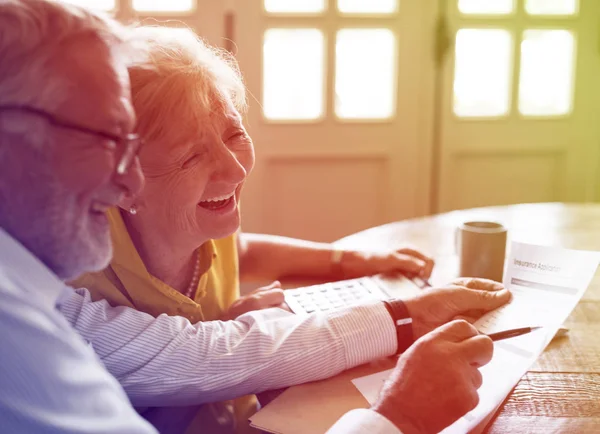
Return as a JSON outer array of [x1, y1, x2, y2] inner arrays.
[[0, 228, 400, 433], [0, 229, 156, 433]]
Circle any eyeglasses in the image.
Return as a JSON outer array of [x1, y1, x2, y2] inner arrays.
[[0, 104, 143, 175]]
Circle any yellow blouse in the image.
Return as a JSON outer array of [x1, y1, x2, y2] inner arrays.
[[71, 207, 258, 434]]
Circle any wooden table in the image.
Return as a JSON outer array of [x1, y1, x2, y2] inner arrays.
[[334, 203, 600, 433]]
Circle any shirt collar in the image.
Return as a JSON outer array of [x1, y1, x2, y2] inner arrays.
[[107, 207, 217, 303], [108, 207, 218, 272], [0, 228, 67, 309]]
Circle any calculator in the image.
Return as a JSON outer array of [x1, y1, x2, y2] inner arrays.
[[284, 274, 428, 315]]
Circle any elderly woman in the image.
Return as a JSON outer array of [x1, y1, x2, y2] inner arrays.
[[73, 26, 434, 433]]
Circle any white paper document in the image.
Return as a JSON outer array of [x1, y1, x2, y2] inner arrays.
[[351, 242, 600, 433]]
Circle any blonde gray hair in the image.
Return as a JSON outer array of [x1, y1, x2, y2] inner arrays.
[[128, 26, 247, 145], [0, 0, 140, 110]]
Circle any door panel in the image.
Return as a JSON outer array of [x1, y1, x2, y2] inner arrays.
[[236, 0, 437, 241], [264, 156, 389, 241], [437, 0, 600, 212]]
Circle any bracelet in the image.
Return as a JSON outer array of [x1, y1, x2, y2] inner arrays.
[[382, 299, 414, 355]]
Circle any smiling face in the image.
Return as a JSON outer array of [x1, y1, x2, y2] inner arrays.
[[120, 26, 251, 257], [0, 36, 144, 280], [130, 96, 254, 250]]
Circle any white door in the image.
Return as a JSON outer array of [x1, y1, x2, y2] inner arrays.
[[436, 0, 600, 212], [235, 0, 436, 242]]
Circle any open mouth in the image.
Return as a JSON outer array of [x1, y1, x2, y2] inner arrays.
[[198, 192, 235, 211]]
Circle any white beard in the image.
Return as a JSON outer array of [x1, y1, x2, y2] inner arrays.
[[1, 165, 112, 282]]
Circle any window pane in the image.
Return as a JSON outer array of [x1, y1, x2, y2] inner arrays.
[[338, 0, 398, 14], [453, 29, 513, 117], [335, 29, 396, 119], [263, 29, 324, 120], [132, 0, 193, 12], [458, 0, 515, 14], [518, 30, 575, 116], [526, 0, 577, 15], [264, 0, 325, 13], [60, 0, 114, 10]]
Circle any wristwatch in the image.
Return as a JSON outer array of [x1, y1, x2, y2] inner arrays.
[[382, 299, 414, 355]]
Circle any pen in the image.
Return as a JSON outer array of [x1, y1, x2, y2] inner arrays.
[[486, 326, 542, 342]]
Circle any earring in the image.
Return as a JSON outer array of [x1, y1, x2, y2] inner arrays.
[[128, 205, 138, 215]]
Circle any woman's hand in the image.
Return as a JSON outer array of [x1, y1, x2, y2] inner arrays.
[[340, 247, 435, 280], [222, 281, 289, 320]]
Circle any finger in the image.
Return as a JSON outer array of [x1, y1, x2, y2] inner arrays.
[[397, 248, 435, 278], [391, 253, 426, 275], [436, 319, 480, 342], [254, 288, 285, 307], [458, 334, 494, 367], [469, 368, 483, 389], [465, 388, 480, 412], [452, 278, 505, 292], [452, 287, 511, 314], [251, 281, 282, 294], [278, 302, 293, 313], [453, 315, 479, 324], [460, 309, 486, 319]]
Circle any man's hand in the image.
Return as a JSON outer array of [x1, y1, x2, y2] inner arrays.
[[372, 320, 493, 434], [341, 247, 435, 280], [403, 278, 511, 339], [221, 281, 288, 320]]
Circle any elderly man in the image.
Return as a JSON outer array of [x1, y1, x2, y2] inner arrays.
[[0, 1, 508, 433]]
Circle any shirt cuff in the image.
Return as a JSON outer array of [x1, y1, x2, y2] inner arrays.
[[326, 409, 403, 434], [329, 301, 397, 368]]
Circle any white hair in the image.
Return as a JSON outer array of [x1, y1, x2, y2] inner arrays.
[[0, 0, 140, 110], [0, 0, 144, 280], [128, 25, 247, 144]]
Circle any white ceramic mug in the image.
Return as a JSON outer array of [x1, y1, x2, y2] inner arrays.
[[456, 221, 508, 282]]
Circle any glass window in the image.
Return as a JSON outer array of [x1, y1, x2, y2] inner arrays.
[[264, 0, 325, 14], [518, 30, 575, 116], [263, 29, 325, 120], [453, 29, 513, 117], [132, 0, 194, 12], [526, 0, 578, 15], [335, 29, 396, 119], [337, 0, 398, 14], [458, 0, 514, 15]]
